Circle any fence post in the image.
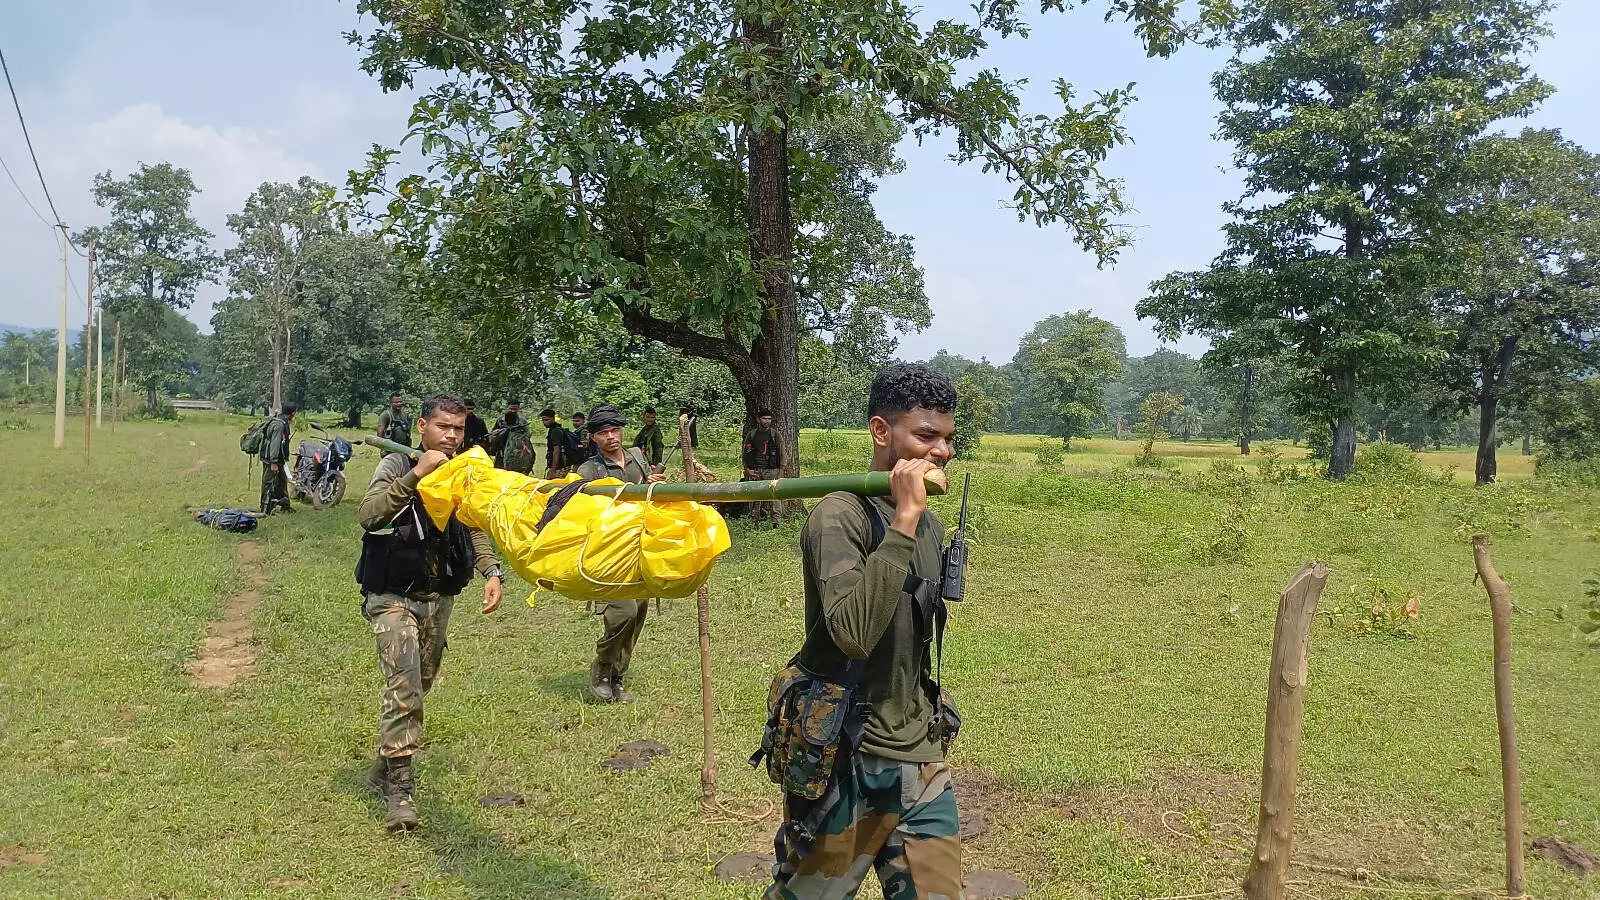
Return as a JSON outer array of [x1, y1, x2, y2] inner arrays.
[[680, 413, 718, 806], [1471, 534, 1527, 898], [1243, 561, 1330, 900]]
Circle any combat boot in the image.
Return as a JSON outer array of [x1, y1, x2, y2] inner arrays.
[[610, 672, 633, 703], [364, 756, 388, 796], [384, 755, 419, 832], [589, 660, 615, 703]]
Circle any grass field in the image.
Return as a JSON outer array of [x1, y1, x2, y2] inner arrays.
[[1, 413, 1596, 899]]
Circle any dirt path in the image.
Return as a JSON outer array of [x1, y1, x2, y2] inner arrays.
[[185, 540, 265, 689]]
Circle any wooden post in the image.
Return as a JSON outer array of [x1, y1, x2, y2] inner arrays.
[[1472, 534, 1527, 899], [83, 240, 95, 462], [1243, 561, 1330, 900], [680, 413, 718, 805], [54, 226, 69, 450], [95, 308, 103, 428], [110, 321, 121, 433]]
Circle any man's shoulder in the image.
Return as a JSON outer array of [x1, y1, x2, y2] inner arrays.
[[371, 452, 412, 482], [803, 492, 871, 536]]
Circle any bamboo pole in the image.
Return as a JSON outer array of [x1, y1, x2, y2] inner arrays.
[[1471, 534, 1527, 899], [95, 308, 103, 428], [362, 435, 948, 501], [682, 413, 719, 806], [1243, 561, 1330, 900]]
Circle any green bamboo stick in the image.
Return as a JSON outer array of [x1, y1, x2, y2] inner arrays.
[[363, 435, 947, 501]]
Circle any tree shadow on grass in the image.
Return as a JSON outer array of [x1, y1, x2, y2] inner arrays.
[[337, 760, 612, 900]]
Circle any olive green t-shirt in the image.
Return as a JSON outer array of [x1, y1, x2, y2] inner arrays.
[[797, 490, 945, 763], [576, 447, 652, 484]]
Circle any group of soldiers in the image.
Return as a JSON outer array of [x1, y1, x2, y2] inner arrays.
[[343, 364, 963, 900]]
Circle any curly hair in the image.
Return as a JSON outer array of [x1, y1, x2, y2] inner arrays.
[[867, 364, 957, 422]]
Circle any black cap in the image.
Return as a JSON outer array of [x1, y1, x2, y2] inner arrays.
[[756, 408, 773, 418], [506, 398, 521, 406], [282, 402, 298, 415], [586, 404, 627, 432]]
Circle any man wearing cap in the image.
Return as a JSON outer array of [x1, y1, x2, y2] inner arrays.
[[462, 399, 489, 451], [541, 408, 570, 477], [633, 407, 665, 467], [742, 408, 784, 526], [577, 404, 666, 702]]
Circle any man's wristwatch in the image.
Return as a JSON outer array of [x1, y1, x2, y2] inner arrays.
[[485, 566, 504, 581]]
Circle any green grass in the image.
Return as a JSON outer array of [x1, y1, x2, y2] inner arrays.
[[1, 415, 1596, 898]]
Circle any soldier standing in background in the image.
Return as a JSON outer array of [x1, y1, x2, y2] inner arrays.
[[633, 406, 665, 467], [575, 404, 666, 702], [491, 400, 537, 474], [462, 399, 488, 451], [377, 394, 411, 454], [259, 403, 295, 514], [742, 408, 784, 526], [570, 411, 591, 466], [541, 407, 570, 476]]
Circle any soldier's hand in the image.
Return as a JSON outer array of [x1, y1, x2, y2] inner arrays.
[[270, 463, 280, 473], [415, 449, 449, 477], [889, 458, 935, 537], [482, 576, 503, 614], [646, 472, 667, 485]]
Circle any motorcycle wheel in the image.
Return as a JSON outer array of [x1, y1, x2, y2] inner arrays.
[[313, 472, 346, 509]]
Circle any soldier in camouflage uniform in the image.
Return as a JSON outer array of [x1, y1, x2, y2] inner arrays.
[[258, 403, 294, 514], [576, 404, 667, 702], [377, 393, 411, 455], [767, 364, 963, 900], [357, 395, 503, 832]]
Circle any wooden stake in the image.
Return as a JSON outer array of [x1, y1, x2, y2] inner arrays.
[[110, 321, 121, 433], [95, 308, 103, 428], [1472, 534, 1527, 899], [1243, 561, 1330, 900], [83, 240, 94, 462], [681, 412, 718, 805], [54, 226, 68, 449]]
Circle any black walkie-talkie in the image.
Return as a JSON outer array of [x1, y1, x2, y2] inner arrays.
[[940, 472, 970, 601]]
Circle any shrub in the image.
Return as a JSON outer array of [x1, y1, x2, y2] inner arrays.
[[1034, 438, 1064, 470], [1353, 442, 1432, 483]]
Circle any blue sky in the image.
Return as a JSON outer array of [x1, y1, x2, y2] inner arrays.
[[3, 1, 1596, 363]]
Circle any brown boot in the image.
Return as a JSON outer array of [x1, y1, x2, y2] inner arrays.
[[589, 660, 616, 703], [364, 756, 388, 796], [384, 756, 419, 832]]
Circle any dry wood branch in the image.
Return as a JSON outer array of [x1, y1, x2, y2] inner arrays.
[[1471, 534, 1527, 899]]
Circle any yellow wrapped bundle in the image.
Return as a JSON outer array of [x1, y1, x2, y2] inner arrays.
[[416, 447, 731, 603]]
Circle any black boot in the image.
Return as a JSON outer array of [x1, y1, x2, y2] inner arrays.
[[589, 660, 616, 703], [384, 756, 419, 832], [610, 671, 633, 703], [364, 756, 388, 796]]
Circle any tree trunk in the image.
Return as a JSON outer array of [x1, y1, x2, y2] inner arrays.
[[1471, 535, 1527, 898], [1327, 370, 1356, 479], [743, 13, 801, 502], [1476, 389, 1499, 486], [146, 385, 158, 415], [1239, 364, 1254, 456], [346, 404, 362, 428], [1521, 433, 1531, 456]]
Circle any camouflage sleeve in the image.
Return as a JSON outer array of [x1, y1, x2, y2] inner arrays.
[[801, 494, 917, 659], [358, 453, 420, 531], [470, 528, 500, 578]]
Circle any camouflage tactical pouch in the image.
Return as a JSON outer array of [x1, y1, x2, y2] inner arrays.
[[752, 661, 865, 800]]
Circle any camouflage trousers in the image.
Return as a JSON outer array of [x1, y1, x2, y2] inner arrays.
[[594, 599, 648, 676], [259, 462, 288, 513], [363, 592, 454, 759], [747, 468, 783, 524], [767, 754, 962, 900]]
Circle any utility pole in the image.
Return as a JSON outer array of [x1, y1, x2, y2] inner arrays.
[[95, 308, 103, 427], [83, 240, 95, 461], [111, 320, 121, 434], [53, 225, 68, 449]]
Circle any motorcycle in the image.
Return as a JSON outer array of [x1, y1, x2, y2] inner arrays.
[[288, 422, 358, 510]]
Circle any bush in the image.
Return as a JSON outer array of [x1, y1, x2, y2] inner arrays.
[[1353, 442, 1431, 483], [1536, 456, 1600, 486], [1033, 438, 1065, 470], [0, 413, 32, 430], [136, 398, 180, 421]]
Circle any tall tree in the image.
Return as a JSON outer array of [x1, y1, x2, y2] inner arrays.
[[75, 163, 219, 414], [220, 178, 338, 411], [299, 233, 419, 425], [1139, 0, 1552, 478], [1010, 311, 1126, 448], [345, 0, 1220, 479], [1434, 129, 1600, 483]]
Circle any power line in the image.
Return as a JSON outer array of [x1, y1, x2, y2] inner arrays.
[[0, 42, 87, 257], [0, 146, 52, 227]]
